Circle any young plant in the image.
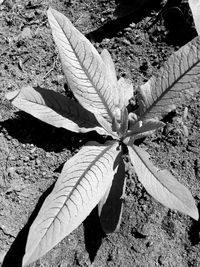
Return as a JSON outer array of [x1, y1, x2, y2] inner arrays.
[[5, 7, 200, 266]]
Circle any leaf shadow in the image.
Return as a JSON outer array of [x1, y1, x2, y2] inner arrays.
[[83, 206, 106, 262], [188, 202, 200, 245], [161, 6, 197, 46], [0, 112, 105, 153], [2, 183, 55, 267], [86, 2, 161, 43]]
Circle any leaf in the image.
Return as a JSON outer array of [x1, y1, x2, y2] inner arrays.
[[95, 113, 119, 139], [126, 118, 165, 139], [118, 77, 133, 109], [47, 8, 119, 123], [98, 153, 126, 233], [5, 86, 107, 135], [138, 36, 200, 120], [100, 49, 118, 89], [128, 144, 199, 220], [100, 50, 133, 109], [22, 141, 121, 266], [188, 0, 200, 35]]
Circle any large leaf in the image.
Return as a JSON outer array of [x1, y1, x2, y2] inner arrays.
[[188, 0, 200, 35], [138, 36, 200, 120], [98, 153, 126, 233], [47, 8, 119, 123], [128, 144, 199, 220], [117, 77, 133, 109], [101, 49, 118, 89], [100, 50, 133, 109], [22, 141, 121, 266], [5, 86, 107, 135]]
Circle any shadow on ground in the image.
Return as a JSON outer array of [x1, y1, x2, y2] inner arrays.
[[2, 183, 106, 266], [188, 202, 200, 245], [84, 207, 106, 262], [2, 183, 55, 267], [0, 112, 105, 153], [87, 0, 196, 47], [86, 1, 162, 42]]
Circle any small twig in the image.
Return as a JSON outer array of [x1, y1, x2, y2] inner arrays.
[[42, 56, 58, 79]]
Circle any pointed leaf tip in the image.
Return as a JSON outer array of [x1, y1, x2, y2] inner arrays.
[[128, 144, 199, 220], [47, 7, 118, 123], [138, 36, 200, 120], [22, 141, 120, 266], [5, 86, 107, 135]]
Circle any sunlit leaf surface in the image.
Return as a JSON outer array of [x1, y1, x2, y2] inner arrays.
[[47, 8, 119, 123], [138, 36, 200, 120], [22, 141, 120, 266], [128, 144, 198, 221], [5, 86, 107, 135]]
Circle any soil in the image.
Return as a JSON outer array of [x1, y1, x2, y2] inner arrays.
[[0, 0, 200, 266]]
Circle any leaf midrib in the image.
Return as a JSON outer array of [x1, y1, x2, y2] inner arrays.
[[56, 16, 114, 122], [131, 145, 184, 203], [19, 93, 102, 129], [140, 46, 200, 119], [36, 141, 118, 249]]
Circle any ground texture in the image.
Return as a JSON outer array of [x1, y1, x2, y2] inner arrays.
[[0, 0, 200, 266]]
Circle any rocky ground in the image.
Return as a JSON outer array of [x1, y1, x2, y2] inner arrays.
[[0, 0, 200, 266]]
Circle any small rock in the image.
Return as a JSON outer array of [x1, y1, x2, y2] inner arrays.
[[7, 167, 19, 179], [125, 27, 132, 32], [46, 152, 51, 158], [20, 27, 32, 39], [23, 156, 29, 162], [35, 158, 41, 165], [122, 39, 131, 45], [102, 38, 110, 44], [30, 147, 36, 154], [16, 167, 23, 174], [9, 155, 16, 161], [130, 22, 136, 28]]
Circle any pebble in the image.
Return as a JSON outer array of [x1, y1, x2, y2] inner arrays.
[[20, 27, 32, 39], [16, 167, 23, 174], [30, 147, 36, 154], [102, 38, 110, 44], [125, 27, 132, 32], [35, 158, 41, 166], [46, 152, 51, 158], [7, 167, 19, 179], [130, 23, 136, 28], [122, 39, 131, 46], [23, 156, 29, 162]]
